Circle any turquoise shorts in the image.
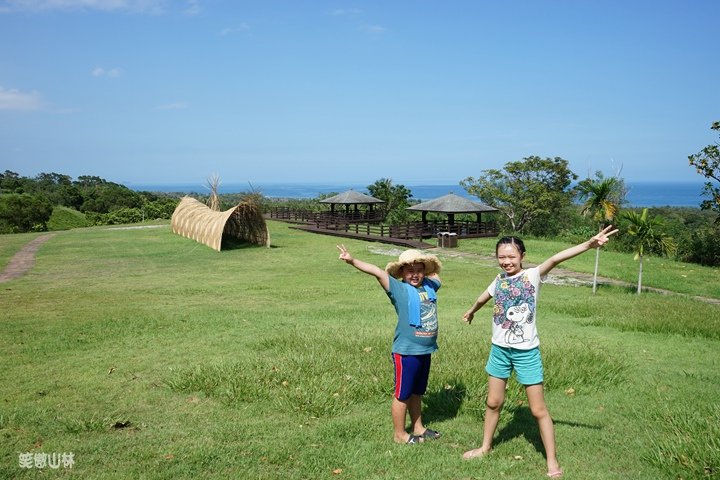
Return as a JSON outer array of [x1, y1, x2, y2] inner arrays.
[[485, 344, 544, 385]]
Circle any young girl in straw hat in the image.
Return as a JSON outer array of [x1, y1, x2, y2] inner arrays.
[[337, 245, 444, 444]]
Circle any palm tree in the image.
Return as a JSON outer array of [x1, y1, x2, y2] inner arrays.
[[621, 208, 677, 294], [576, 175, 623, 294]]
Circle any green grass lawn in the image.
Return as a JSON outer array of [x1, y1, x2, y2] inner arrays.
[[457, 236, 720, 299], [1, 221, 718, 479]]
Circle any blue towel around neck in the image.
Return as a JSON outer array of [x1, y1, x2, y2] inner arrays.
[[405, 279, 437, 328]]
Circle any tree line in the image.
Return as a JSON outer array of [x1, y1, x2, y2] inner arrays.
[[0, 171, 179, 232]]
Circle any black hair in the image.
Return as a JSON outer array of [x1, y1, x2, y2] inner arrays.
[[495, 236, 526, 256]]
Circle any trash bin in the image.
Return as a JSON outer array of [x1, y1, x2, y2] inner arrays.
[[438, 232, 458, 248], [437, 232, 448, 247]]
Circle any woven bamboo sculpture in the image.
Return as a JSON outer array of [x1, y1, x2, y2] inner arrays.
[[171, 196, 270, 251]]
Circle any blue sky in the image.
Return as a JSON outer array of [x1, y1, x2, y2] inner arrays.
[[1, 0, 718, 188]]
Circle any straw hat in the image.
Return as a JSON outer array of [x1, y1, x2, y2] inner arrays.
[[385, 249, 442, 278]]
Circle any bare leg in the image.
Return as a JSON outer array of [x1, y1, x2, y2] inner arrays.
[[526, 384, 562, 476], [407, 394, 428, 435], [391, 396, 413, 443], [464, 376, 507, 459]]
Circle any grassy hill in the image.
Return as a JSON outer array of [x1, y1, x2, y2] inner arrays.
[[1, 221, 718, 479], [47, 206, 91, 231]]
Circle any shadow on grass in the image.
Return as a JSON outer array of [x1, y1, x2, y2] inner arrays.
[[221, 237, 277, 250], [493, 407, 603, 458], [423, 381, 467, 423], [493, 407, 544, 454], [554, 418, 602, 430]]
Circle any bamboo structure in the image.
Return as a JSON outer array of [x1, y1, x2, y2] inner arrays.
[[206, 174, 221, 211], [171, 196, 270, 251]]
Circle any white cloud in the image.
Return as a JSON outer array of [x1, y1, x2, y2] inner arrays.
[[92, 66, 122, 77], [0, 86, 43, 111], [361, 24, 385, 34], [183, 0, 199, 15], [154, 102, 188, 110], [0, 0, 169, 13], [218, 23, 249, 36]]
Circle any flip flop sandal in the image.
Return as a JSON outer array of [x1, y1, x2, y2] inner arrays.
[[547, 470, 563, 478], [422, 428, 441, 439], [406, 434, 423, 444]]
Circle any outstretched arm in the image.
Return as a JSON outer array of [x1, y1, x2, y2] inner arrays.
[[463, 289, 492, 325], [537, 224, 618, 276], [337, 244, 390, 290]]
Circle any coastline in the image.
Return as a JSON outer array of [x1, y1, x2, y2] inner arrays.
[[128, 181, 708, 208]]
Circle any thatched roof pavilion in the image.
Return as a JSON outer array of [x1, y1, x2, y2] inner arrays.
[[319, 189, 385, 221], [171, 196, 270, 251], [320, 190, 384, 206], [407, 192, 498, 224]]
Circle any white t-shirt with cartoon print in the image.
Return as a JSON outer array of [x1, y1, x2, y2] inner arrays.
[[486, 267, 544, 350]]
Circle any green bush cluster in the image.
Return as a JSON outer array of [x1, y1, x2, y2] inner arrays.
[[0, 193, 53, 233], [1, 170, 180, 232]]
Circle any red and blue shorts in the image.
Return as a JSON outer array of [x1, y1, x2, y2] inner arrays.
[[392, 353, 431, 401]]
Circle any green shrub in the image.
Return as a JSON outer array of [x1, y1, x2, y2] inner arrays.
[[0, 193, 53, 233], [679, 225, 720, 266]]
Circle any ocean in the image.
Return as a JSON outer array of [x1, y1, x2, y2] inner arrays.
[[129, 181, 708, 208]]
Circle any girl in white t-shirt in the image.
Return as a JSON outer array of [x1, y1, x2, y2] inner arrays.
[[462, 225, 617, 478]]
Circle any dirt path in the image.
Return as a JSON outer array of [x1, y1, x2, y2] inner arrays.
[[0, 234, 55, 283]]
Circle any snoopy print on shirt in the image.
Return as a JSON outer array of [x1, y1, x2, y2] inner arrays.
[[487, 268, 542, 349]]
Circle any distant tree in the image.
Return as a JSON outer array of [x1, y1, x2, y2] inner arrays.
[[33, 172, 82, 208], [35, 172, 72, 188], [688, 120, 720, 221], [621, 208, 677, 294], [78, 181, 142, 213], [74, 175, 107, 188], [56, 184, 84, 210], [367, 178, 413, 224], [0, 193, 53, 233], [460, 156, 578, 233], [576, 172, 625, 294], [0, 170, 28, 193]]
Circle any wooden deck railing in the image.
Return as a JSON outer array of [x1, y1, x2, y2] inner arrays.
[[307, 218, 497, 240], [266, 208, 497, 242], [267, 208, 383, 223], [266, 208, 320, 223]]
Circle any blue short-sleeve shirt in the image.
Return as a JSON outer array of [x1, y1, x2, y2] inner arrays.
[[386, 276, 441, 355]]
